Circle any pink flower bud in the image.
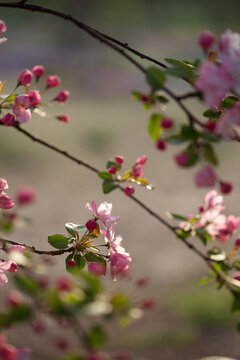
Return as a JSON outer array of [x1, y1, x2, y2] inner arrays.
[[32, 65, 44, 80], [115, 350, 132, 360], [233, 272, 240, 281], [136, 155, 147, 165], [140, 297, 156, 310], [132, 164, 143, 178], [198, 30, 216, 51], [174, 152, 188, 167], [85, 219, 98, 231], [156, 138, 166, 150], [0, 344, 18, 360], [204, 121, 216, 132], [55, 90, 70, 103], [140, 94, 149, 103], [115, 155, 124, 166], [8, 245, 25, 253], [66, 259, 76, 267], [108, 166, 117, 174], [136, 277, 149, 287], [88, 262, 105, 276], [220, 181, 232, 194], [235, 238, 240, 247], [57, 276, 72, 292], [1, 113, 15, 126], [28, 90, 41, 107], [110, 252, 131, 280], [55, 338, 68, 351], [57, 114, 70, 123], [0, 20, 7, 34], [0, 178, 8, 192], [18, 69, 33, 86], [195, 165, 216, 187], [6, 290, 23, 307], [46, 75, 61, 88], [124, 186, 135, 196], [198, 205, 204, 213], [7, 262, 18, 273], [16, 186, 35, 206], [161, 117, 174, 129], [0, 194, 15, 209], [31, 319, 46, 333]]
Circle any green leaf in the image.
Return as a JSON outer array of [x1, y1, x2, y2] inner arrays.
[[181, 125, 199, 141], [177, 228, 192, 239], [202, 143, 218, 166], [106, 161, 120, 170], [198, 275, 215, 285], [232, 298, 240, 313], [233, 260, 240, 271], [98, 171, 113, 180], [146, 66, 166, 91], [221, 96, 239, 109], [237, 322, 240, 332], [165, 58, 196, 81], [66, 254, 86, 275], [203, 109, 220, 119], [9, 304, 32, 322], [14, 275, 39, 296], [0, 313, 10, 329], [167, 212, 188, 221], [132, 90, 142, 100], [65, 223, 87, 237], [148, 113, 162, 140], [164, 133, 188, 144], [196, 227, 212, 245], [48, 234, 69, 249], [200, 130, 220, 142], [86, 325, 106, 349], [157, 95, 169, 104], [102, 180, 119, 194]]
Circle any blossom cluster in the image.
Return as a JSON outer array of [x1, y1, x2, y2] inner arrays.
[[0, 178, 14, 210]]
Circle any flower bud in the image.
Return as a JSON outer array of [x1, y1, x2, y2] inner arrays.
[[32, 65, 44, 80], [132, 164, 143, 178], [55, 338, 68, 351], [57, 276, 72, 292], [174, 152, 188, 167], [195, 165, 216, 187], [115, 156, 124, 166], [46, 75, 61, 88], [85, 219, 98, 231], [233, 272, 240, 281], [198, 30, 216, 51], [16, 187, 35, 206], [7, 262, 18, 273], [1, 113, 15, 126], [31, 319, 46, 333], [235, 237, 240, 247], [0, 194, 15, 209], [28, 90, 41, 107], [140, 94, 149, 103], [108, 166, 117, 174], [88, 262, 105, 276], [6, 290, 23, 307], [124, 186, 135, 196], [220, 181, 232, 194], [55, 90, 70, 103], [140, 297, 156, 310], [18, 69, 33, 86], [136, 155, 147, 165], [66, 259, 76, 267], [0, 20, 7, 34], [161, 117, 174, 129], [0, 178, 8, 192], [204, 120, 216, 132], [156, 138, 166, 150], [57, 114, 70, 123]]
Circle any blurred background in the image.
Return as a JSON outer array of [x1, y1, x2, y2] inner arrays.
[[1, 0, 240, 359]]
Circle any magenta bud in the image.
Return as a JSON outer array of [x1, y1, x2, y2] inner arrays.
[[220, 181, 232, 194], [67, 259, 76, 267], [115, 155, 124, 166], [85, 219, 98, 231], [124, 186, 135, 196], [198, 30, 216, 51], [156, 138, 166, 150]]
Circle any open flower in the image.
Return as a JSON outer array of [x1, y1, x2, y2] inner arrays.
[[12, 95, 31, 123], [85, 201, 120, 225], [0, 260, 18, 286]]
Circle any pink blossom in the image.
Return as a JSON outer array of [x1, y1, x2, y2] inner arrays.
[[226, 215, 240, 232], [85, 201, 120, 224], [115, 155, 124, 166], [31, 319, 46, 333], [161, 117, 174, 129], [204, 190, 224, 212], [0, 20, 7, 34], [1, 113, 15, 126], [28, 90, 41, 107], [195, 165, 216, 187], [8, 245, 25, 253], [195, 61, 233, 109], [0, 178, 8, 192], [124, 185, 135, 196], [57, 114, 70, 123], [136, 155, 147, 165], [215, 101, 240, 140], [108, 166, 117, 174], [0, 343, 18, 360], [57, 276, 72, 292], [18, 69, 33, 86], [132, 164, 143, 177], [204, 121, 217, 133], [46, 75, 61, 88], [32, 65, 44, 80], [88, 262, 105, 275], [235, 237, 240, 247], [219, 29, 240, 54], [6, 290, 23, 307], [198, 30, 216, 51], [101, 223, 130, 258], [55, 90, 69, 103], [16, 186, 35, 205], [110, 252, 131, 281], [12, 95, 31, 123], [0, 193, 15, 209], [0, 261, 18, 286]]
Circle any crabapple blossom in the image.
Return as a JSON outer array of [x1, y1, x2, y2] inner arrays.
[[16, 186, 35, 206], [195, 165, 216, 187], [215, 101, 240, 140], [0, 178, 8, 192], [57, 276, 72, 292], [18, 69, 33, 86], [124, 185, 135, 196], [85, 201, 120, 224], [57, 114, 70, 123], [6, 290, 23, 307], [132, 164, 143, 178], [32, 65, 44, 80], [1, 113, 15, 126], [198, 30, 216, 51], [0, 194, 15, 209], [0, 261, 18, 286], [88, 262, 105, 275], [110, 252, 131, 281], [28, 90, 41, 107], [0, 20, 6, 34], [45, 75, 61, 88], [12, 95, 31, 123], [55, 90, 69, 103], [108, 166, 117, 174]]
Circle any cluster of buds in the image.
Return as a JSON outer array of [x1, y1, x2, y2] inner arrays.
[[0, 178, 14, 210], [0, 61, 70, 126], [98, 155, 153, 196]]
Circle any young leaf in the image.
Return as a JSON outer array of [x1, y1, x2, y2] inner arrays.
[[202, 143, 218, 166], [146, 67, 166, 91], [48, 234, 69, 249], [148, 113, 162, 140], [14, 275, 39, 296], [86, 325, 106, 349], [167, 212, 188, 221], [66, 254, 86, 275], [98, 171, 113, 180], [102, 180, 119, 194]]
